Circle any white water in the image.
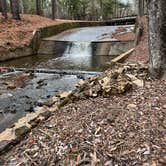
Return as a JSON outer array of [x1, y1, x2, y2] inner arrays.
[[64, 42, 91, 58], [47, 25, 134, 70], [61, 26, 119, 62], [63, 42, 92, 66]]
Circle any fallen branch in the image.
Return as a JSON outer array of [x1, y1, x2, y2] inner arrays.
[[111, 48, 135, 63]]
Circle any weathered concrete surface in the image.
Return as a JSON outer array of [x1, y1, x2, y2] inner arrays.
[[38, 40, 69, 55], [92, 40, 134, 56], [0, 21, 105, 61], [38, 39, 134, 57], [0, 47, 33, 61], [111, 48, 135, 63], [38, 25, 134, 56], [0, 17, 136, 61]]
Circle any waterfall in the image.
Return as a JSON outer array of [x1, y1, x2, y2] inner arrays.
[[62, 42, 92, 67], [64, 42, 92, 58]]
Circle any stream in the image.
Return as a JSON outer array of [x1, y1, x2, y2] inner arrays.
[[0, 25, 134, 132]]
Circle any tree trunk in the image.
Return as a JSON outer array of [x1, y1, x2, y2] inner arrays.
[[36, 0, 42, 15], [52, 0, 57, 20], [11, 0, 21, 20], [114, 0, 117, 18], [91, 0, 95, 20], [0, 0, 7, 18], [0, 1, 2, 12], [138, 0, 143, 17], [148, 0, 166, 79], [99, 0, 103, 18], [20, 0, 24, 14], [9, 0, 13, 14]]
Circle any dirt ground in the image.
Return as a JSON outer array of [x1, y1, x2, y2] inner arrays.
[[0, 14, 69, 51], [112, 26, 135, 41], [125, 16, 149, 64]]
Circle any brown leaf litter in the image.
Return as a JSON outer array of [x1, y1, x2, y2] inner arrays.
[[1, 63, 165, 166], [0, 14, 72, 51], [125, 16, 149, 64]]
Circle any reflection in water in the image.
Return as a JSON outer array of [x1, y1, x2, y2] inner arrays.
[[1, 25, 133, 71], [1, 53, 114, 71]]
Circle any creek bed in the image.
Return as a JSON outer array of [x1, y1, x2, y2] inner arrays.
[[0, 25, 134, 132], [0, 71, 97, 132]]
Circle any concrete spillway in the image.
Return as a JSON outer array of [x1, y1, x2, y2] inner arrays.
[[0, 24, 135, 132], [38, 25, 134, 71]]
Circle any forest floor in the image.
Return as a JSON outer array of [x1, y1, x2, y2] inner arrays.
[[0, 16, 166, 165], [1, 79, 166, 166], [124, 16, 149, 64], [0, 14, 71, 51]]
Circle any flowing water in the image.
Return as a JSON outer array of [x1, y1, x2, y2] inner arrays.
[[1, 25, 134, 71], [0, 25, 134, 132]]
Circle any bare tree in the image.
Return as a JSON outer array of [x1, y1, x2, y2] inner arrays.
[[36, 0, 42, 15], [0, 1, 2, 13], [20, 0, 24, 14], [147, 0, 166, 79], [99, 0, 103, 18], [91, 0, 95, 20], [52, 0, 57, 20], [138, 0, 143, 17], [114, 0, 117, 17], [9, 0, 13, 14], [10, 0, 21, 20], [0, 0, 7, 18]]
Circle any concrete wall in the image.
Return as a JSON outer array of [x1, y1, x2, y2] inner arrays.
[[38, 40, 70, 55], [0, 47, 34, 61], [38, 39, 134, 57], [0, 21, 105, 61], [92, 40, 134, 56], [0, 17, 136, 61]]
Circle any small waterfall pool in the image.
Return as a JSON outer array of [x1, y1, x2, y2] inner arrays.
[[1, 25, 134, 71], [63, 42, 92, 67], [0, 25, 134, 132]]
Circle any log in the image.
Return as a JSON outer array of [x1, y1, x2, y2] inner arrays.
[[111, 48, 135, 63]]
